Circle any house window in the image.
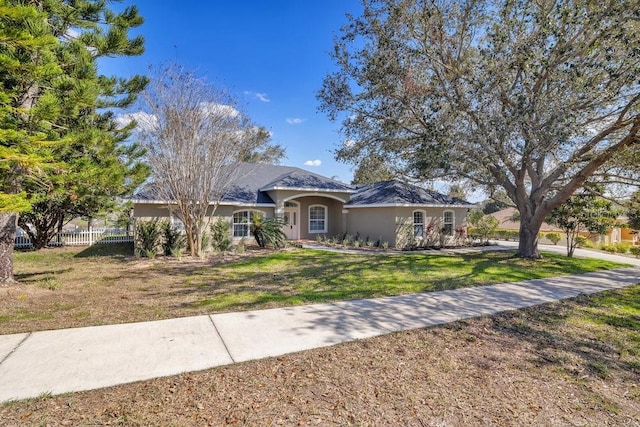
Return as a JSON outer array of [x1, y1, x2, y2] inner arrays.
[[233, 210, 262, 237], [169, 214, 185, 231], [309, 205, 327, 233], [443, 210, 454, 236], [413, 210, 425, 238]]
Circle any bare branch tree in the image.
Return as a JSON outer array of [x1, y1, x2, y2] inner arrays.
[[137, 65, 271, 256]]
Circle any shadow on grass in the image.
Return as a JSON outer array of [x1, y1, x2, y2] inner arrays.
[[15, 267, 74, 283], [141, 249, 622, 313], [74, 242, 133, 260], [481, 286, 640, 383]]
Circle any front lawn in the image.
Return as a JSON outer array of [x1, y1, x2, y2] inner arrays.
[[0, 244, 627, 334]]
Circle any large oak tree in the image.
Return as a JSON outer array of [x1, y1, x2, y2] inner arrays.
[[318, 0, 640, 258]]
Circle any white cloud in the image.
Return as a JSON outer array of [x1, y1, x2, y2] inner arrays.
[[244, 91, 270, 102], [286, 117, 306, 125], [255, 93, 270, 102], [115, 111, 158, 131], [199, 102, 240, 119], [304, 159, 322, 167], [343, 139, 356, 148]]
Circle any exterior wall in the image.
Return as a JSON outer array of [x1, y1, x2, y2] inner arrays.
[[132, 203, 275, 240], [133, 200, 470, 246], [621, 227, 639, 245], [346, 206, 469, 247], [346, 207, 399, 245], [288, 196, 344, 239], [133, 203, 173, 220], [266, 190, 350, 240]]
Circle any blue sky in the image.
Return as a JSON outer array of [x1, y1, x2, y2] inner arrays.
[[100, 0, 363, 183]]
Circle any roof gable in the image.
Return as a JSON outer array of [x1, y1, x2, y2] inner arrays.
[[346, 180, 474, 207], [133, 163, 353, 205], [260, 169, 354, 192]]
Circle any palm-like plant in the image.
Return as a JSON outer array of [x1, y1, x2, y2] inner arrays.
[[251, 215, 287, 248]]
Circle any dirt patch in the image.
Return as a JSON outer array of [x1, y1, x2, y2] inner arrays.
[[1, 290, 639, 426]]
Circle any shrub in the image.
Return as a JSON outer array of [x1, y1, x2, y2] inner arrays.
[[251, 215, 287, 248], [545, 232, 562, 245], [575, 236, 589, 247], [135, 219, 162, 258], [235, 237, 246, 254], [600, 244, 616, 253], [210, 217, 232, 252], [614, 241, 630, 254], [580, 237, 596, 248], [200, 232, 210, 254], [162, 221, 185, 256], [630, 246, 640, 257], [505, 230, 520, 241]]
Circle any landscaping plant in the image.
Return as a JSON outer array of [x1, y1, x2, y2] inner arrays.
[[211, 217, 233, 252], [615, 242, 630, 254], [135, 219, 163, 258], [162, 222, 186, 257], [251, 215, 287, 248], [545, 232, 562, 245]]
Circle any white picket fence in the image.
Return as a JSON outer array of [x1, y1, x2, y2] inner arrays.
[[15, 227, 133, 249]]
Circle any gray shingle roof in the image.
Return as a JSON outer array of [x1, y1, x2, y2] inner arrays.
[[132, 165, 471, 207], [260, 169, 354, 192], [133, 163, 353, 205], [346, 180, 474, 207]]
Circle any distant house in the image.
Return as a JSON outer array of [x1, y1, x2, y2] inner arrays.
[[131, 163, 474, 248], [489, 207, 638, 246]]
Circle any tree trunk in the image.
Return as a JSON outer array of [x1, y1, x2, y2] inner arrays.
[[0, 213, 18, 285], [516, 212, 542, 259]]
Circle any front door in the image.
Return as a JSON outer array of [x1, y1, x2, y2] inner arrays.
[[283, 203, 299, 240]]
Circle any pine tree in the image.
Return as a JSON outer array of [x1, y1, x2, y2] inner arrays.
[[0, 1, 146, 282]]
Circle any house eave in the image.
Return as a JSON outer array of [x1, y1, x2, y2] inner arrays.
[[260, 186, 355, 193], [345, 203, 475, 209], [130, 199, 276, 208]]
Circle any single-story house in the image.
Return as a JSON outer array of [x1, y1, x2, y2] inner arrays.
[[131, 163, 475, 248], [490, 207, 639, 246]]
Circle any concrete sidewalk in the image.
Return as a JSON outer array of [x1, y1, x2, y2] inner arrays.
[[1, 262, 638, 403]]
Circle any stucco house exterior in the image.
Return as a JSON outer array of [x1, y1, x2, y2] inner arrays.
[[131, 163, 474, 248], [489, 207, 639, 246]]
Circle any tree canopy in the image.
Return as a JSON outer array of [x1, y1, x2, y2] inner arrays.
[[318, 0, 640, 258], [0, 0, 147, 280], [137, 65, 284, 257], [547, 188, 619, 257]]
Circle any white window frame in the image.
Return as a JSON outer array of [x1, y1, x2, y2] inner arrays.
[[232, 210, 264, 238], [443, 210, 454, 236], [413, 210, 425, 239], [169, 213, 185, 231], [308, 204, 327, 233]]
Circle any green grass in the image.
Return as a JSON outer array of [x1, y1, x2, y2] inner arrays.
[[190, 249, 627, 311], [6, 245, 629, 334]]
